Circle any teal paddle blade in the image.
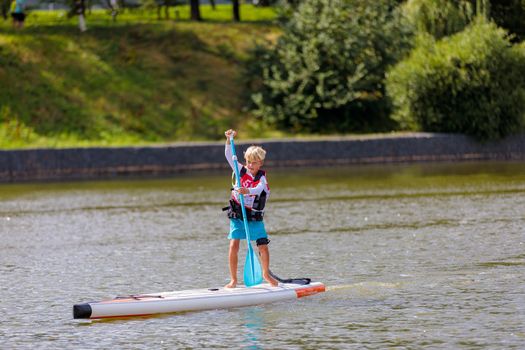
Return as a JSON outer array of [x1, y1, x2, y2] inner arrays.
[[244, 245, 263, 287]]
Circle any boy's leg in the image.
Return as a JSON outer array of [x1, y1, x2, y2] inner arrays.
[[225, 239, 240, 288], [258, 244, 278, 287]]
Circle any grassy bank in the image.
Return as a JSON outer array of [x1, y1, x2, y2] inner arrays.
[[0, 5, 280, 149]]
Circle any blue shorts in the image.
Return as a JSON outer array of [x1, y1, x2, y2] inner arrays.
[[228, 219, 268, 241]]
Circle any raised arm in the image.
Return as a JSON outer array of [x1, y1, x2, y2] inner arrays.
[[224, 129, 242, 172]]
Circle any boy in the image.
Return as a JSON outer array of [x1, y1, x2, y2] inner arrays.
[[224, 129, 278, 288]]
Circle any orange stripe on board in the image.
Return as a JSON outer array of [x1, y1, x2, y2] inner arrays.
[[99, 298, 136, 304], [295, 284, 326, 298]]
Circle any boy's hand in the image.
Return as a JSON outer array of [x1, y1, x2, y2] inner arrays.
[[237, 187, 249, 195], [225, 129, 237, 140]]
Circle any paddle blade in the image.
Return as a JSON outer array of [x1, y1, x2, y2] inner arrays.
[[244, 247, 263, 287]]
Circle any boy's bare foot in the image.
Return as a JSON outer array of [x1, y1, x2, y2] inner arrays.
[[263, 273, 279, 287], [225, 280, 237, 288]]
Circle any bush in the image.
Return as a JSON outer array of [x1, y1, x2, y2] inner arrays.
[[386, 19, 525, 140], [403, 0, 525, 43], [249, 0, 413, 133], [402, 0, 475, 39]]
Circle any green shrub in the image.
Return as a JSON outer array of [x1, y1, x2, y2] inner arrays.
[[249, 0, 413, 133], [403, 0, 525, 43], [386, 19, 525, 140], [402, 0, 475, 39]]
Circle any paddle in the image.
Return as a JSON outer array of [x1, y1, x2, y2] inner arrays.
[[229, 135, 263, 287]]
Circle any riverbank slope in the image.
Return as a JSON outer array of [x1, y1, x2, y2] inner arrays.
[[0, 7, 279, 148]]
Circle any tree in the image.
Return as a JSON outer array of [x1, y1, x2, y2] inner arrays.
[[190, 0, 201, 21], [155, 0, 183, 20], [69, 0, 88, 32], [1, 0, 11, 20], [249, 0, 413, 133], [402, 0, 476, 39], [403, 0, 525, 42], [106, 0, 119, 22], [232, 0, 240, 21], [49, 0, 88, 31]]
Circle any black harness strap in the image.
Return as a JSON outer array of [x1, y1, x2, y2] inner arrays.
[[223, 199, 264, 221], [115, 294, 164, 300]]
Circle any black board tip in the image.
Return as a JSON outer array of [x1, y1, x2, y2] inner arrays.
[[73, 303, 92, 319]]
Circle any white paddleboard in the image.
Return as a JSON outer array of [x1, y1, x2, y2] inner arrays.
[[73, 282, 325, 319]]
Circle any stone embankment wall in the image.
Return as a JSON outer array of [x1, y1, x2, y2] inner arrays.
[[0, 133, 524, 182]]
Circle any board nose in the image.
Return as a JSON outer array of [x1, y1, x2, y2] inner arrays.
[[73, 303, 92, 319]]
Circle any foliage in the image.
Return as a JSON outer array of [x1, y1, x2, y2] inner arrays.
[[249, 0, 414, 133], [386, 19, 525, 140], [402, 0, 476, 39], [403, 0, 525, 42]]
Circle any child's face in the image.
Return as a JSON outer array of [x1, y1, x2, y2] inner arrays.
[[245, 158, 263, 175]]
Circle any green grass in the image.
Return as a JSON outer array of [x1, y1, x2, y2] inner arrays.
[[24, 5, 278, 26], [0, 5, 281, 148]]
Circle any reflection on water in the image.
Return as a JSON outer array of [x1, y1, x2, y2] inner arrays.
[[1, 161, 525, 349], [243, 308, 264, 350]]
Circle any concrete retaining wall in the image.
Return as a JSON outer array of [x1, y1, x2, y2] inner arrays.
[[1, 133, 524, 182]]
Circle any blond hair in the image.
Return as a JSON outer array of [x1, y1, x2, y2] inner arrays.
[[244, 145, 266, 162]]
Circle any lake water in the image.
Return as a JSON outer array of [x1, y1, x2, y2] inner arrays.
[[1, 162, 524, 349]]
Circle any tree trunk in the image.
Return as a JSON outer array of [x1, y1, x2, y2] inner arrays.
[[78, 14, 87, 32], [190, 0, 201, 21], [106, 0, 119, 22], [209, 0, 215, 10], [232, 0, 240, 22], [76, 0, 87, 32], [1, 0, 10, 20]]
